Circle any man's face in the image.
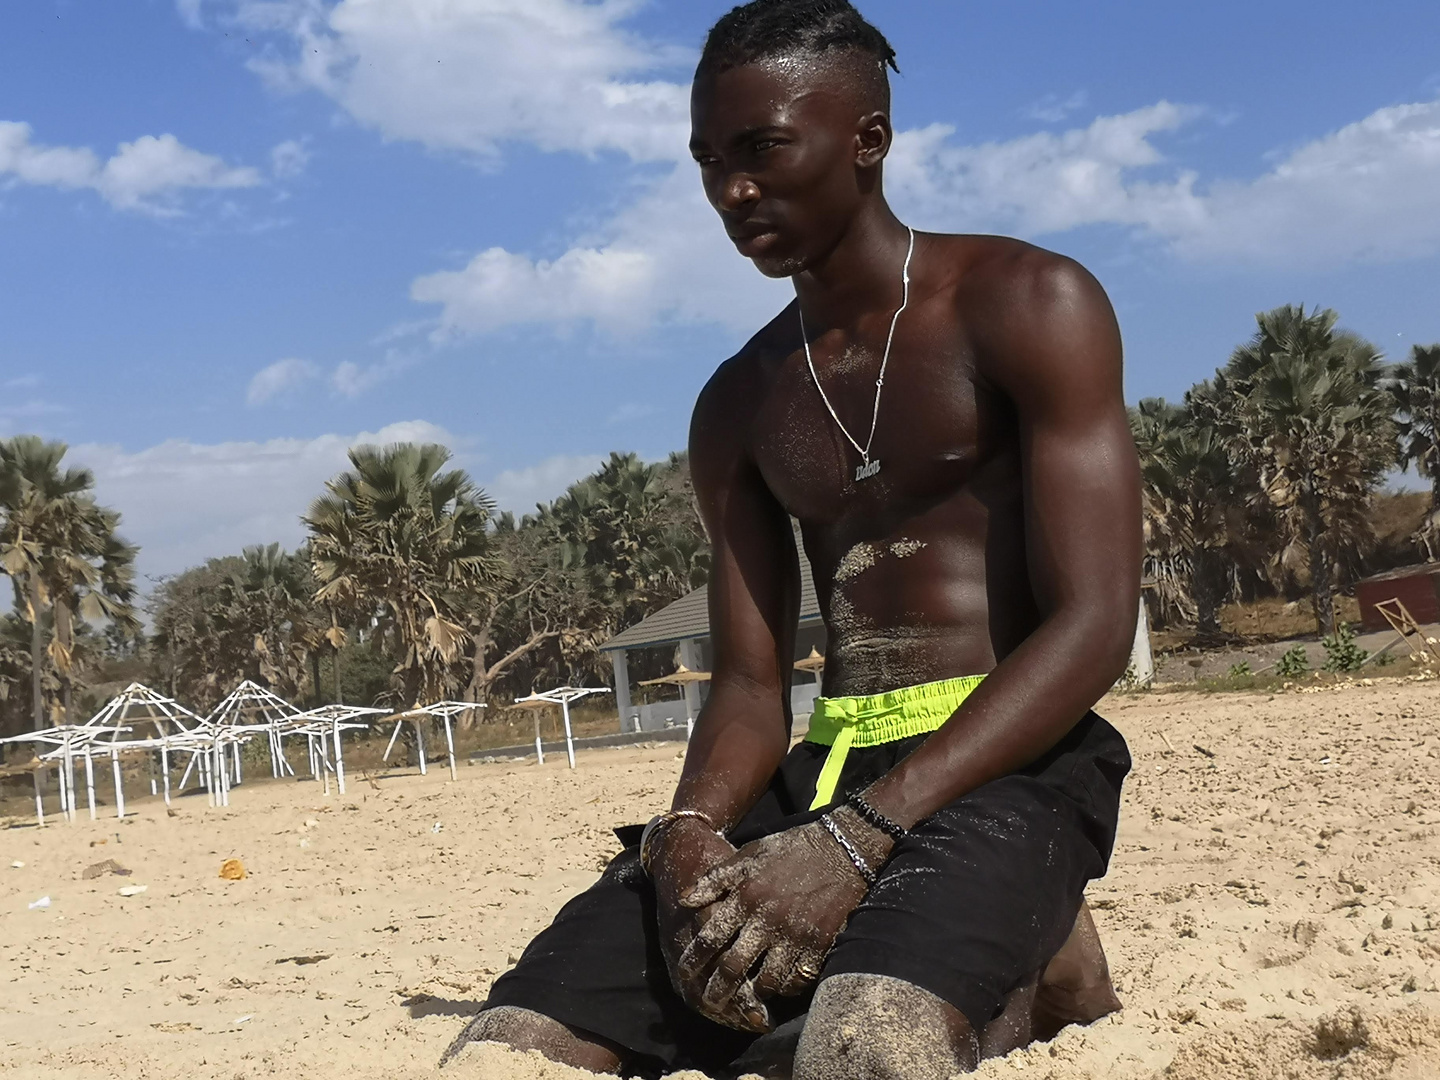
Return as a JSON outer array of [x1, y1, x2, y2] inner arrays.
[[690, 58, 878, 278]]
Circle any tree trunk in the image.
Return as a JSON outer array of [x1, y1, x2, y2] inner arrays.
[[1193, 549, 1224, 640], [1311, 535, 1336, 636], [28, 575, 44, 732], [333, 645, 343, 705], [310, 651, 322, 708]]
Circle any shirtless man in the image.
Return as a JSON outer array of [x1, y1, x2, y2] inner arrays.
[[445, 1, 1139, 1076]]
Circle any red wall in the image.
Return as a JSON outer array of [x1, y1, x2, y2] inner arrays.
[[1356, 571, 1440, 632]]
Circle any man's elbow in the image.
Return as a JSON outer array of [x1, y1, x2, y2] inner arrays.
[[1076, 592, 1140, 688]]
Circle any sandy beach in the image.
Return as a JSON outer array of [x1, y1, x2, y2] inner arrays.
[[4, 682, 1439, 1080]]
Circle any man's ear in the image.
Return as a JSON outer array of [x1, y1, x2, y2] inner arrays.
[[855, 111, 892, 168]]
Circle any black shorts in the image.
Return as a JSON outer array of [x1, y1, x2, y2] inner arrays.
[[483, 711, 1130, 1076]]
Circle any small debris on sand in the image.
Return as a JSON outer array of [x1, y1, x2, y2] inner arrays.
[[81, 860, 130, 880]]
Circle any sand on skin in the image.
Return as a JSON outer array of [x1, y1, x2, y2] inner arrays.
[[2, 682, 1439, 1079]]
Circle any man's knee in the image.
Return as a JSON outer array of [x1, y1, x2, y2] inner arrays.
[[793, 974, 979, 1080]]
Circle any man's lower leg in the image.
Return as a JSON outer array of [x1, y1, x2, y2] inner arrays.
[[1033, 900, 1122, 1042], [439, 1005, 623, 1073]]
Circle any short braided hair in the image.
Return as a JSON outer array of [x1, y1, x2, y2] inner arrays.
[[699, 0, 898, 79]]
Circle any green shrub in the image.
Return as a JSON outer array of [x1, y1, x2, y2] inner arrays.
[[1374, 650, 1397, 667], [1227, 661, 1252, 678], [1276, 645, 1310, 677], [1321, 623, 1368, 673]]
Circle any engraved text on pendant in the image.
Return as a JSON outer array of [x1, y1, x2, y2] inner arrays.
[[855, 459, 882, 482]]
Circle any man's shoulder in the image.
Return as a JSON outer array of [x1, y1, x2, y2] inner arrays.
[[694, 301, 797, 419], [933, 233, 1103, 314], [930, 233, 1116, 371]]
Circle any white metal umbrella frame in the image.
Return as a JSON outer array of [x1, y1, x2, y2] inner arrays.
[[381, 701, 487, 781], [512, 687, 612, 769]]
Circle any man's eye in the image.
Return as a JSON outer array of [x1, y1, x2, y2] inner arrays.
[[754, 140, 779, 152], [693, 155, 719, 167]]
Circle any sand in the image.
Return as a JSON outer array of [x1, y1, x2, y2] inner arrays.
[[3, 682, 1439, 1079]]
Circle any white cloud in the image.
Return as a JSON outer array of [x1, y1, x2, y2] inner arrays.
[[1167, 101, 1440, 263], [246, 357, 318, 404], [330, 350, 420, 397], [887, 102, 1205, 238], [0, 121, 261, 214], [201, 0, 1440, 338], [75, 420, 456, 580], [269, 138, 310, 178], [1023, 90, 1089, 124], [69, 424, 607, 580], [484, 453, 605, 514], [889, 98, 1440, 266], [411, 162, 789, 336], [606, 401, 655, 426], [225, 0, 691, 163]]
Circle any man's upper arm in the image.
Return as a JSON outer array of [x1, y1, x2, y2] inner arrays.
[[977, 250, 1142, 657], [689, 360, 801, 709]]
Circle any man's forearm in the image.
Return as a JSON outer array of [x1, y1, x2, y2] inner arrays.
[[862, 603, 1133, 830], [670, 682, 792, 830]]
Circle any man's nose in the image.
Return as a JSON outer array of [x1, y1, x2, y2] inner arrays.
[[716, 172, 760, 212]]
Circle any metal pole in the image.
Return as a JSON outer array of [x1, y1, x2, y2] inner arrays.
[[443, 715, 457, 781], [533, 711, 544, 766], [333, 722, 346, 796], [161, 745, 171, 806], [33, 768, 45, 827], [111, 750, 126, 819], [62, 736, 76, 823], [562, 697, 576, 770], [84, 750, 96, 821]]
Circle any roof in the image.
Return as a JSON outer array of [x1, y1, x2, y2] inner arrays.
[[1357, 561, 1440, 585], [602, 551, 822, 652]]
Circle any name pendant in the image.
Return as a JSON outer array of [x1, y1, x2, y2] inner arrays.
[[855, 458, 882, 482]]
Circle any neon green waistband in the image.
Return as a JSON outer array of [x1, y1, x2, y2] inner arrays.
[[804, 674, 985, 811]]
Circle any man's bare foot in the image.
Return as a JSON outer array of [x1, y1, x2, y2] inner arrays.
[[439, 1005, 623, 1073], [1032, 900, 1122, 1042]]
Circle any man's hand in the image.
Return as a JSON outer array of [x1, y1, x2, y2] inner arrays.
[[650, 819, 741, 1022], [674, 807, 892, 1033]]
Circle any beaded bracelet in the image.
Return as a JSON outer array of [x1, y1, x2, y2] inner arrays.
[[846, 792, 908, 842], [820, 812, 878, 886]]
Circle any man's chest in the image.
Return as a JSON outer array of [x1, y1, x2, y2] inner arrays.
[[749, 331, 1006, 525]]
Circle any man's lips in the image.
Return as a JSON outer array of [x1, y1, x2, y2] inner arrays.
[[726, 225, 779, 254], [727, 227, 774, 239]]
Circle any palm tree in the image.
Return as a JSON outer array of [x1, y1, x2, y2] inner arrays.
[[1131, 399, 1240, 636], [0, 436, 138, 729], [1388, 344, 1440, 510], [222, 543, 320, 703], [305, 443, 500, 708], [1220, 306, 1394, 634]]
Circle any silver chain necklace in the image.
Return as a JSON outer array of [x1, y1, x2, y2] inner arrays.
[[798, 226, 915, 483]]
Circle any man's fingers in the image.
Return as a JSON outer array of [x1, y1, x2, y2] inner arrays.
[[779, 950, 826, 997], [701, 920, 769, 1016], [730, 978, 771, 1033], [676, 896, 742, 983], [751, 942, 798, 1001], [680, 858, 748, 909]]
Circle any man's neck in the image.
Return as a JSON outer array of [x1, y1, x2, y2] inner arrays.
[[792, 200, 911, 330]]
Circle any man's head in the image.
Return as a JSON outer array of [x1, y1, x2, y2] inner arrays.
[[690, 1, 899, 277]]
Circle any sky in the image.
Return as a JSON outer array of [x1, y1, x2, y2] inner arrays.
[[3, 0, 1440, 587]]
